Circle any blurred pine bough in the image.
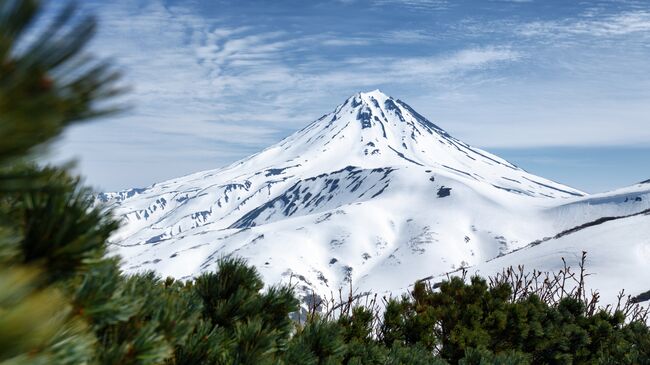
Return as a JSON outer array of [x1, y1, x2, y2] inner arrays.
[[1, 1, 649, 364], [0, 0, 123, 363]]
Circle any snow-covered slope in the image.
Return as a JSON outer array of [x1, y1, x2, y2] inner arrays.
[[99, 90, 650, 304], [465, 207, 650, 304]]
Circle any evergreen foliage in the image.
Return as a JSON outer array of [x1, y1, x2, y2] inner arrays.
[[1, 1, 649, 364]]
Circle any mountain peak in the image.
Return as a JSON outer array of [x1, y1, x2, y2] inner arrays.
[[331, 90, 454, 149], [341, 89, 391, 111], [358, 89, 388, 99], [270, 92, 584, 198], [102, 90, 613, 304]]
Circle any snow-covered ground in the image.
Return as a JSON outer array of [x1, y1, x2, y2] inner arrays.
[[466, 209, 650, 305], [98, 90, 650, 305]]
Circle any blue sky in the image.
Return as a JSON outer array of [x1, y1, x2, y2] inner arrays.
[[45, 0, 650, 193]]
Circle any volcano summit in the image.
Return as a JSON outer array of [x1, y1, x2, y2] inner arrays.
[[99, 91, 650, 303]]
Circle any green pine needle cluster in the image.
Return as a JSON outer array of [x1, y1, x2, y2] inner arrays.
[[1, 1, 649, 364]]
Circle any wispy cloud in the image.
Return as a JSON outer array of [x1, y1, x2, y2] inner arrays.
[[520, 10, 650, 37], [85, 0, 520, 133], [490, 0, 533, 3], [321, 37, 373, 46], [381, 29, 433, 43], [48, 0, 650, 191], [370, 0, 449, 11]]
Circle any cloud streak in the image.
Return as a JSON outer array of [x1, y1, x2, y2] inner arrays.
[[46, 0, 650, 191], [520, 10, 650, 37], [83, 0, 521, 135]]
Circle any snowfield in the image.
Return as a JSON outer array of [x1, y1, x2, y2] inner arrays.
[[98, 90, 650, 305]]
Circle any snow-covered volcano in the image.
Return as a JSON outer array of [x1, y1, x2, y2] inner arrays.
[[100, 90, 650, 304]]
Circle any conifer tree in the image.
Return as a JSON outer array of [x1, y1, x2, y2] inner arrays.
[[0, 0, 122, 363], [180, 257, 298, 364]]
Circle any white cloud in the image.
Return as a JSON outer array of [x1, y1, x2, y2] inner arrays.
[[370, 0, 449, 10], [520, 10, 650, 37], [48, 0, 650, 191], [381, 29, 432, 43], [321, 38, 373, 46], [86, 0, 520, 132], [52, 0, 526, 191]]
